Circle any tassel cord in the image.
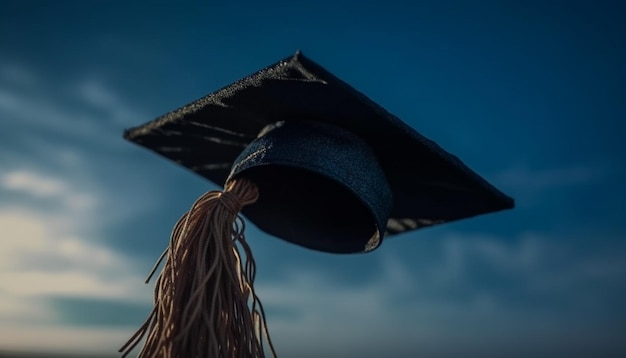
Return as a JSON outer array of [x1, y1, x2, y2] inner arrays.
[[120, 178, 276, 358]]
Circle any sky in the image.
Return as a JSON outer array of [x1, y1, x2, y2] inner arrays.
[[0, 0, 625, 357]]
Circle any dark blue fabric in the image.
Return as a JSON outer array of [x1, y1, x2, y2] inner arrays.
[[227, 121, 392, 253]]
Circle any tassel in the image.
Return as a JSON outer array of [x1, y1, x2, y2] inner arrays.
[[120, 178, 276, 357]]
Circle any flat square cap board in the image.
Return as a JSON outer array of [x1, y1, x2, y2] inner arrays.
[[124, 51, 514, 252]]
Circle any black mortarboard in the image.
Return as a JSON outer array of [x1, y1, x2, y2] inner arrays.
[[124, 51, 514, 254]]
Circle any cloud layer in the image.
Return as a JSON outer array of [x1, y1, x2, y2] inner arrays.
[[1, 6, 625, 355]]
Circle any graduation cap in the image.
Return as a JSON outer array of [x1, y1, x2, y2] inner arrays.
[[120, 51, 513, 357]]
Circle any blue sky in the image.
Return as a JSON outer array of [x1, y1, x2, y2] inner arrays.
[[0, 1, 624, 357]]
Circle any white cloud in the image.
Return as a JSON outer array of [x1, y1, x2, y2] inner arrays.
[[0, 65, 146, 149], [0, 209, 623, 357], [0, 63, 168, 355], [0, 207, 149, 357], [494, 164, 605, 191], [1, 170, 65, 196], [0, 88, 21, 112], [2, 270, 146, 301], [0, 169, 155, 355], [426, 231, 626, 295], [0, 170, 152, 339], [77, 79, 147, 126], [439, 232, 545, 274], [0, 86, 109, 140], [0, 324, 133, 356], [255, 253, 463, 356], [0, 209, 150, 302], [1, 170, 97, 210], [0, 62, 162, 221], [79, 80, 119, 109], [0, 63, 39, 88], [252, 232, 626, 357], [0, 293, 56, 324]]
